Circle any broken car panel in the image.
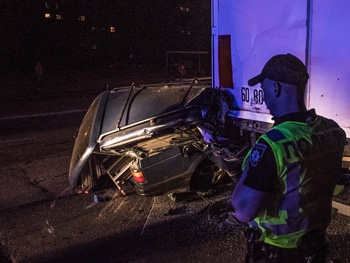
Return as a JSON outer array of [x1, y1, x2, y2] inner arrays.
[[69, 78, 246, 196]]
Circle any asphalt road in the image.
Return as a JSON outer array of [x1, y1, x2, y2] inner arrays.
[[0, 71, 349, 263], [0, 111, 248, 263]]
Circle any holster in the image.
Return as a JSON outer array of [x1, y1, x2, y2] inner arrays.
[[244, 228, 265, 262]]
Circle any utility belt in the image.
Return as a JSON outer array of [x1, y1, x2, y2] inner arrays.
[[244, 228, 328, 263]]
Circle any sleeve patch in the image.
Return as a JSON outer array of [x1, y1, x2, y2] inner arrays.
[[249, 142, 267, 167]]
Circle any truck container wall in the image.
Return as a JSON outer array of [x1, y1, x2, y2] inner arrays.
[[212, 0, 350, 139]]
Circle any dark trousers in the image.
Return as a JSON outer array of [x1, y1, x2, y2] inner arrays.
[[244, 229, 328, 263]]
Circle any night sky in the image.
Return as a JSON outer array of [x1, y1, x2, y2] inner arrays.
[[1, 0, 211, 73]]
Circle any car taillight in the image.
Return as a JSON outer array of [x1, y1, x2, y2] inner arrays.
[[131, 169, 146, 183]]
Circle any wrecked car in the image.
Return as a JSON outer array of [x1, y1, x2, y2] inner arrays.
[[69, 78, 248, 197]]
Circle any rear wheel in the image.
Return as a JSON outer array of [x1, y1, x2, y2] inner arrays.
[[190, 159, 226, 190]]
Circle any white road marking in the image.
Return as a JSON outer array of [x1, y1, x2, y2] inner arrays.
[[0, 109, 87, 121]]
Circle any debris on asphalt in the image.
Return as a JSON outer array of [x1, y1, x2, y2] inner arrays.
[[93, 189, 120, 203]]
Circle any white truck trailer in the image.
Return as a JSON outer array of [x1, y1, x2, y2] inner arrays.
[[212, 0, 350, 138], [210, 0, 350, 214]]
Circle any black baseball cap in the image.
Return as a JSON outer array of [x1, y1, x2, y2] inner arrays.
[[248, 53, 309, 87]]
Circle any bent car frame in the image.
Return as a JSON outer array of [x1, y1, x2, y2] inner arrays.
[[69, 78, 247, 197]]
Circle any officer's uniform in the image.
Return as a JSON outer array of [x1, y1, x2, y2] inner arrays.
[[242, 109, 346, 263]]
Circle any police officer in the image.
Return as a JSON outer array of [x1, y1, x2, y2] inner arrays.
[[231, 54, 346, 263]]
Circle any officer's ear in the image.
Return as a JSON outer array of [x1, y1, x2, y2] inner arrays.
[[274, 82, 281, 97]]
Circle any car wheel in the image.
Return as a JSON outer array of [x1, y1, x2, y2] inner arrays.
[[79, 154, 102, 192], [190, 159, 225, 190]]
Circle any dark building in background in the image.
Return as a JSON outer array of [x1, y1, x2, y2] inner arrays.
[[1, 0, 211, 73]]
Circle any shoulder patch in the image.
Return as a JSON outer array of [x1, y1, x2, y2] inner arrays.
[[266, 129, 286, 142], [249, 142, 267, 167]]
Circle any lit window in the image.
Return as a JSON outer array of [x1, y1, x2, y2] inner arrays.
[[56, 14, 62, 20], [181, 30, 191, 35], [91, 45, 97, 50], [179, 6, 190, 12], [110, 27, 115, 32], [78, 15, 85, 21], [45, 13, 51, 19]]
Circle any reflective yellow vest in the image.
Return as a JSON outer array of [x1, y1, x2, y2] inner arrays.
[[243, 115, 345, 248]]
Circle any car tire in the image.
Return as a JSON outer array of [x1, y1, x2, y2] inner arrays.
[[190, 159, 225, 190], [79, 154, 102, 192]]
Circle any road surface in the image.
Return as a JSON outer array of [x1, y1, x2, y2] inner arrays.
[[0, 72, 349, 262]]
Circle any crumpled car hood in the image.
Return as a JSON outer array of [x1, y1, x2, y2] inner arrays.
[[100, 80, 213, 135]]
